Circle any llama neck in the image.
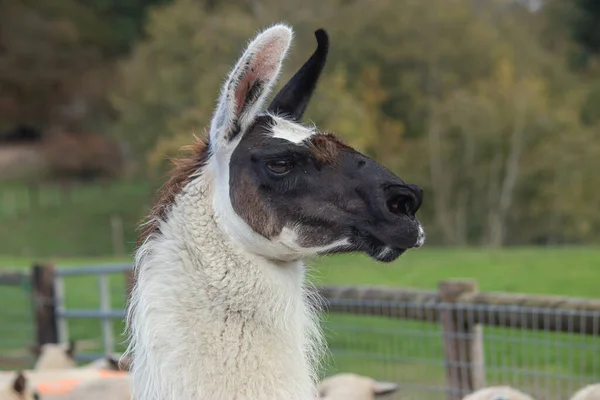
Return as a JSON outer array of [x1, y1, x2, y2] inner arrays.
[[128, 179, 322, 400]]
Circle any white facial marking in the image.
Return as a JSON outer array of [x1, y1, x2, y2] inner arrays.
[[376, 246, 393, 260], [276, 227, 351, 256], [269, 115, 316, 144], [415, 224, 426, 248]]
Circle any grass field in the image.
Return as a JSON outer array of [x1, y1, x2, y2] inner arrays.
[[0, 181, 153, 257], [1, 247, 599, 398]]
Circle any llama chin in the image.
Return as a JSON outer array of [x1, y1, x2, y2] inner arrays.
[[127, 24, 425, 400]]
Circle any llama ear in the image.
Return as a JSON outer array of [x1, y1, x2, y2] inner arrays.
[[107, 355, 120, 370], [13, 371, 26, 394], [267, 29, 329, 121], [209, 24, 293, 152], [66, 339, 76, 358], [373, 381, 399, 396], [29, 343, 41, 357]]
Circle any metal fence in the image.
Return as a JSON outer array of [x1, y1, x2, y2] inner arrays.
[[320, 284, 600, 400], [53, 263, 132, 362]]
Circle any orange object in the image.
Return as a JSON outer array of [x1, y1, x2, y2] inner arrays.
[[35, 370, 128, 394], [98, 370, 127, 378], [36, 379, 80, 395]]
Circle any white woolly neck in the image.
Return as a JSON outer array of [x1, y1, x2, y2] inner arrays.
[[127, 176, 323, 400]]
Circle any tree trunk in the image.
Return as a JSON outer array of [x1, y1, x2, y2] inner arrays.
[[427, 114, 464, 245], [488, 99, 526, 247]]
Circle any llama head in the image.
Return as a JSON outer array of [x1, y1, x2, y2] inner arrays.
[[186, 24, 424, 262]]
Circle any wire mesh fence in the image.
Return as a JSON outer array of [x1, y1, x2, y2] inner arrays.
[[319, 285, 600, 400], [0, 271, 35, 369]]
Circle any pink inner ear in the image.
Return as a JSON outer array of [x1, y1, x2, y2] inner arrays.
[[234, 45, 282, 116], [235, 67, 259, 116]]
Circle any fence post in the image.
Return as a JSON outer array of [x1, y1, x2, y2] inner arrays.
[[439, 279, 485, 400], [31, 264, 58, 346]]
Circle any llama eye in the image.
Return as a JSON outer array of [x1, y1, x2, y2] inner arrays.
[[266, 160, 293, 175]]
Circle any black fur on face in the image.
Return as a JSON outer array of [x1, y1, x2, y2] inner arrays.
[[229, 115, 424, 263]]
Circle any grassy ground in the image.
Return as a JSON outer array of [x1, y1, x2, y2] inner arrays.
[[0, 181, 154, 257], [2, 246, 600, 296], [1, 247, 599, 399]]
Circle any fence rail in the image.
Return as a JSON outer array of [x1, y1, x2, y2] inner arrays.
[[1, 264, 599, 400], [320, 284, 600, 335], [320, 281, 600, 399]]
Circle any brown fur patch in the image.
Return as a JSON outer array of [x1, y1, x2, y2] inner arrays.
[[307, 133, 351, 165], [137, 136, 210, 248], [231, 169, 282, 239]]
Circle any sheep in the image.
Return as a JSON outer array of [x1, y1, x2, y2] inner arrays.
[[32, 339, 130, 372], [6, 369, 131, 400], [0, 371, 36, 400], [48, 373, 132, 400], [32, 341, 76, 370], [317, 373, 399, 399], [461, 386, 536, 400], [569, 384, 600, 400]]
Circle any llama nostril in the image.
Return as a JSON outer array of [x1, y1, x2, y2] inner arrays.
[[386, 184, 423, 217], [387, 192, 417, 216]]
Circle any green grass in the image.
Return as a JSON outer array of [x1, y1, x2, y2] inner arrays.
[[3, 246, 600, 296], [0, 181, 154, 257], [1, 248, 599, 398]]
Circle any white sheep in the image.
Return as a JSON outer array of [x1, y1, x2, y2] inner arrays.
[[461, 386, 536, 400], [0, 371, 36, 400], [7, 369, 131, 400], [33, 341, 76, 370], [33, 340, 129, 373], [569, 384, 600, 400], [317, 373, 399, 400], [53, 373, 132, 400]]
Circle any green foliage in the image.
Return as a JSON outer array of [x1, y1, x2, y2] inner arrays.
[[113, 0, 600, 246], [0, 0, 170, 134], [0, 0, 100, 130], [111, 0, 258, 161], [5, 0, 598, 247], [572, 0, 600, 55]]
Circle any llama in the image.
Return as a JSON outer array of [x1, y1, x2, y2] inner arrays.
[[317, 373, 399, 399], [569, 384, 600, 400], [32, 342, 76, 370], [126, 24, 425, 400], [461, 386, 536, 400]]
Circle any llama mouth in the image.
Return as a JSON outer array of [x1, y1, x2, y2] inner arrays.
[[373, 246, 406, 263], [351, 227, 408, 262]]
